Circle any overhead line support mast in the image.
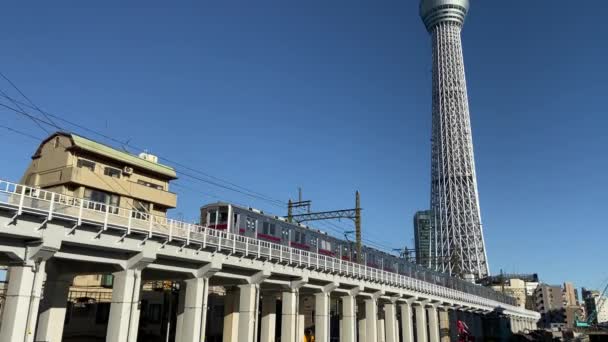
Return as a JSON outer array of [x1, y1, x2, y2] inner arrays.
[[286, 191, 362, 263]]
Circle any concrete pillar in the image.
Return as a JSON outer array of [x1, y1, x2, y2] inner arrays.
[[438, 308, 450, 342], [175, 277, 210, 342], [427, 305, 439, 342], [357, 302, 366, 342], [238, 284, 259, 342], [223, 290, 239, 342], [0, 263, 46, 342], [106, 269, 143, 342], [298, 296, 306, 342], [175, 281, 187, 340], [377, 317, 385, 342], [399, 302, 414, 342], [358, 316, 366, 342], [364, 298, 378, 342], [281, 290, 299, 342], [35, 276, 72, 342], [384, 303, 397, 342], [414, 303, 427, 342], [341, 295, 357, 342], [260, 295, 277, 342], [315, 292, 331, 342]]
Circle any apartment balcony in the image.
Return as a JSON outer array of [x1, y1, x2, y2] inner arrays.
[[38, 166, 177, 208]]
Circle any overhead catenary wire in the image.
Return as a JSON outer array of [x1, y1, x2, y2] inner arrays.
[[2, 115, 399, 254], [0, 93, 287, 208], [0, 100, 287, 209], [0, 71, 61, 130], [0, 90, 148, 213], [0, 75, 400, 256]]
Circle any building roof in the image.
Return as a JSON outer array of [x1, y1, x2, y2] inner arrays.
[[37, 132, 177, 179]]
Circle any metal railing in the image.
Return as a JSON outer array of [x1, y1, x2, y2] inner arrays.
[[0, 179, 517, 308]]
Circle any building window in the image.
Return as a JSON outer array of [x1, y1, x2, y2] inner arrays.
[[104, 167, 121, 178], [137, 179, 163, 190], [133, 200, 150, 212], [132, 200, 150, 219], [77, 158, 95, 172], [83, 188, 119, 213]]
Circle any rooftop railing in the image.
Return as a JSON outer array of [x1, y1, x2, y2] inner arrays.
[[0, 179, 517, 308]]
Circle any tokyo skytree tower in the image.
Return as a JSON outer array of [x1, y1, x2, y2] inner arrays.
[[420, 0, 490, 279]]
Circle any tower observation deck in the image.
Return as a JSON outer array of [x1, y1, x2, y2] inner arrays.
[[420, 0, 490, 279]]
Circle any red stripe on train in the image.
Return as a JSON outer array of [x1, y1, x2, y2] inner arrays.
[[209, 223, 228, 230], [290, 242, 311, 251], [257, 233, 281, 243], [318, 249, 336, 257]]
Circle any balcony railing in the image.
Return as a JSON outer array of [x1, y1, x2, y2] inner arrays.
[[0, 179, 520, 309]]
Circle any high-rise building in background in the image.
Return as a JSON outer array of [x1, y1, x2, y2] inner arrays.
[[420, 0, 489, 279], [563, 282, 578, 306], [535, 284, 566, 329], [413, 210, 434, 268]]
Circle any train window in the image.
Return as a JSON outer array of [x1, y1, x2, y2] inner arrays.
[[246, 217, 256, 231], [320, 240, 331, 251], [209, 212, 217, 224], [293, 231, 306, 244], [282, 229, 289, 239], [262, 222, 276, 235], [262, 222, 269, 235], [219, 212, 228, 222], [311, 238, 317, 247]]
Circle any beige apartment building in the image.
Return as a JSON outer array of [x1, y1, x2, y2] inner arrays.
[[21, 132, 177, 216], [491, 278, 528, 308]]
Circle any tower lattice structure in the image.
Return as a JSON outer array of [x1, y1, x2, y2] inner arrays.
[[420, 0, 489, 279]]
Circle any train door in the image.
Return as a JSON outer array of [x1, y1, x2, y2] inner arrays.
[[281, 227, 290, 245], [233, 210, 243, 235], [245, 215, 257, 238]]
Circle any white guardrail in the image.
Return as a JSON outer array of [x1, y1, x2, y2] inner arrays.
[[0, 179, 519, 310]]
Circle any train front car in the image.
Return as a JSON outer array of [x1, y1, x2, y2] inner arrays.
[[200, 203, 344, 257]]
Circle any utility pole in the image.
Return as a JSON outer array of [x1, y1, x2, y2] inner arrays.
[[355, 191, 362, 264]]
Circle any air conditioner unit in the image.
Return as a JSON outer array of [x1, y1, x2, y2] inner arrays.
[[123, 166, 134, 175]]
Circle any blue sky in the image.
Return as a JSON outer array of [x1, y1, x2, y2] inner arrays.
[[0, 1, 606, 291]]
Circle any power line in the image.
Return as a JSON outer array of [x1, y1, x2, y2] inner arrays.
[[0, 94, 288, 208], [0, 71, 61, 130], [0, 93, 146, 213], [0, 118, 398, 254], [0, 90, 50, 135], [0, 77, 400, 256], [0, 99, 287, 209], [0, 124, 43, 141]]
